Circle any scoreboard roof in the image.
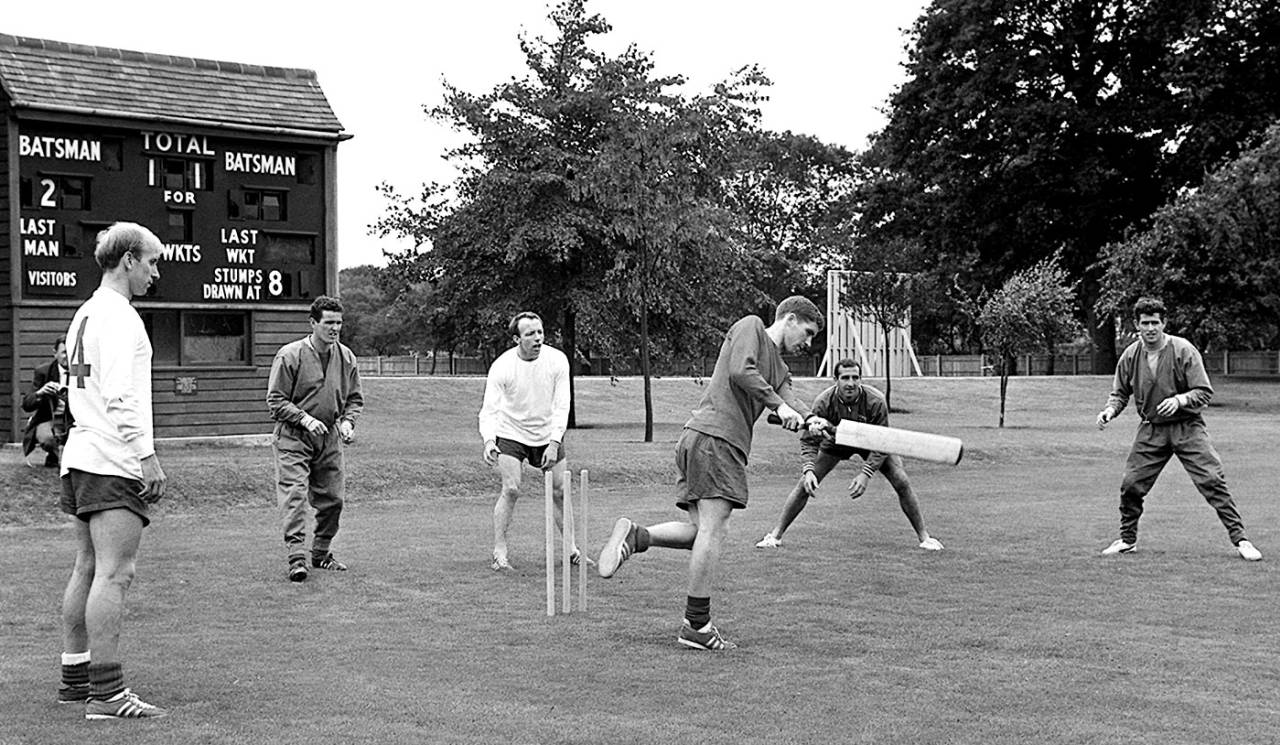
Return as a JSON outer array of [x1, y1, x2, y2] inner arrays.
[[0, 34, 346, 138]]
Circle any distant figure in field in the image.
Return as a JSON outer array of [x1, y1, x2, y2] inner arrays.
[[22, 334, 73, 468], [756, 358, 943, 552], [1096, 296, 1260, 561], [267, 295, 365, 582], [596, 296, 827, 651], [57, 222, 168, 719], [479, 311, 588, 571]]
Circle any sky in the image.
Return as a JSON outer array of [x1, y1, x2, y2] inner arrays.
[[3, 0, 929, 269]]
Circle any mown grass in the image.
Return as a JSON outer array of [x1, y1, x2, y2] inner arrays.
[[2, 375, 1278, 745]]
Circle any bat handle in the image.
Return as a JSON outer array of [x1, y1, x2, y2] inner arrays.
[[767, 413, 834, 434]]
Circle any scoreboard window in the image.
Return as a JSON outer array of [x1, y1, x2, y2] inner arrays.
[[229, 188, 288, 221], [166, 210, 193, 243], [157, 158, 212, 191], [142, 310, 250, 366]]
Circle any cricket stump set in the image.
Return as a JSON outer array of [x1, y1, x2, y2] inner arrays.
[[544, 469, 588, 616]]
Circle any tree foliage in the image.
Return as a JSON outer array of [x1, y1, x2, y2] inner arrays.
[[858, 0, 1280, 370], [977, 255, 1078, 426], [1096, 122, 1280, 350]]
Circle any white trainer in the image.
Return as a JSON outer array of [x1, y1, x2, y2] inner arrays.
[[1101, 539, 1136, 556], [754, 532, 782, 549], [1237, 540, 1262, 561], [918, 537, 944, 551]]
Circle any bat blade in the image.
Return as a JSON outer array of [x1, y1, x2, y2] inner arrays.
[[833, 421, 963, 465]]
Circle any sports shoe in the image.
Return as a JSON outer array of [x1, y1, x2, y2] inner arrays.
[[1101, 539, 1136, 556], [1237, 540, 1262, 561], [85, 688, 168, 719], [598, 517, 636, 578], [288, 559, 308, 582], [919, 537, 944, 551], [677, 619, 738, 651], [491, 555, 513, 571], [58, 683, 90, 704], [755, 532, 782, 549], [312, 553, 348, 571], [569, 550, 596, 567]]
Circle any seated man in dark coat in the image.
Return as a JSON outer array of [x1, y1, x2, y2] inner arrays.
[[22, 335, 72, 467]]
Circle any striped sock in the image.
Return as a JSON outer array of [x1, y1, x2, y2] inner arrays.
[[88, 662, 125, 701]]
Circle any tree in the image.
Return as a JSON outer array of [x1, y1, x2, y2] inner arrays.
[[978, 255, 1078, 427], [858, 0, 1280, 372], [725, 130, 859, 305], [337, 265, 413, 355], [837, 238, 927, 410], [1096, 122, 1280, 350], [585, 68, 771, 441], [372, 1, 645, 426]]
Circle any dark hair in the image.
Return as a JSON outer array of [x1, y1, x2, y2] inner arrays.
[[509, 311, 542, 337], [1132, 297, 1166, 321], [775, 296, 824, 329], [309, 296, 344, 321], [833, 358, 862, 378], [54, 334, 67, 349], [94, 222, 160, 270]]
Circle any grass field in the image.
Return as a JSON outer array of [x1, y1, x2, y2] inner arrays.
[[2, 374, 1278, 745]]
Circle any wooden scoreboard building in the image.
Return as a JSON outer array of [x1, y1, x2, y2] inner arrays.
[[0, 34, 349, 441]]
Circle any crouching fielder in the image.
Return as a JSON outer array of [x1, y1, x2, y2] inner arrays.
[[756, 358, 942, 551]]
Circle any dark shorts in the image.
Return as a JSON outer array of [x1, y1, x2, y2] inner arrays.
[[496, 436, 567, 466], [60, 469, 150, 527], [675, 428, 748, 511]]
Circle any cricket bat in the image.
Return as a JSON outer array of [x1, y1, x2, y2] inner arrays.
[[767, 414, 964, 466]]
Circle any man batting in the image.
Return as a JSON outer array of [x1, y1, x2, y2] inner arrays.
[[756, 358, 943, 552], [596, 296, 827, 651]]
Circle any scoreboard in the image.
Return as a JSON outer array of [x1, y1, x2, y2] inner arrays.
[[17, 123, 326, 304]]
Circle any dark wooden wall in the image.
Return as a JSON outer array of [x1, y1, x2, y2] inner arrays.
[[10, 306, 310, 440]]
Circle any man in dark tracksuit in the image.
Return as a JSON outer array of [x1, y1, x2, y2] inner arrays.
[[1096, 297, 1260, 561], [268, 296, 364, 581]]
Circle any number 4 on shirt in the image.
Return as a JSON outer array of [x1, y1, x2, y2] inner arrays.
[[69, 317, 92, 388]]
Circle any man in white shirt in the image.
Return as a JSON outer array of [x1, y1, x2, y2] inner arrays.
[[478, 311, 587, 571], [56, 222, 168, 719]]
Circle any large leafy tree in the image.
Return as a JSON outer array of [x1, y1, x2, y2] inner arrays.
[[372, 1, 649, 426], [858, 0, 1280, 372], [725, 130, 859, 306], [1096, 122, 1280, 349], [586, 68, 771, 440]]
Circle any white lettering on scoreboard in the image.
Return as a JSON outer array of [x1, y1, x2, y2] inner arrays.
[[204, 267, 264, 300], [160, 244, 203, 262], [224, 151, 296, 176], [22, 217, 60, 256], [19, 135, 101, 161], [27, 270, 77, 287], [141, 131, 215, 155]]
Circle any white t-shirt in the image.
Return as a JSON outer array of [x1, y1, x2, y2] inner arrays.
[[478, 345, 570, 447], [61, 287, 154, 480]]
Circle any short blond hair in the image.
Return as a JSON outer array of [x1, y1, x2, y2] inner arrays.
[[94, 222, 160, 270]]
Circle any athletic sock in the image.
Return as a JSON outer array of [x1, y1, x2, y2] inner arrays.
[[87, 661, 125, 701], [685, 596, 711, 629], [634, 525, 651, 554], [61, 652, 90, 688]]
